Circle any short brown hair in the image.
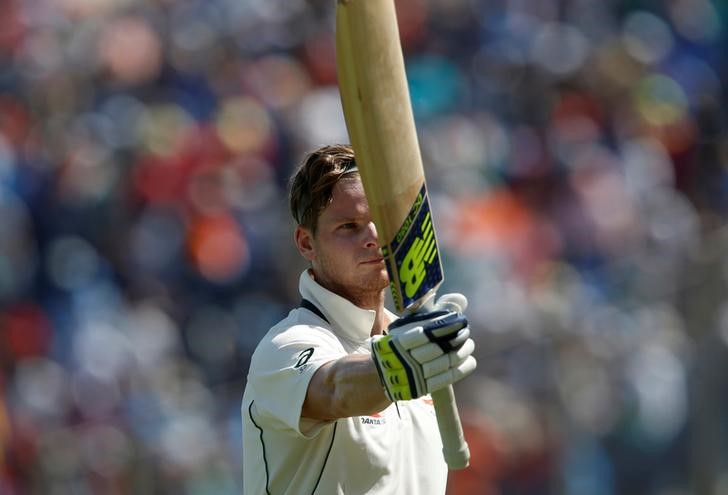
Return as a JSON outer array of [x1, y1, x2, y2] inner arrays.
[[289, 144, 359, 233]]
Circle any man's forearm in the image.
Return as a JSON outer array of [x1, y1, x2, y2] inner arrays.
[[302, 354, 390, 421]]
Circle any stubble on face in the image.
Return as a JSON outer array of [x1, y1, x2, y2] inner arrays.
[[312, 250, 389, 309]]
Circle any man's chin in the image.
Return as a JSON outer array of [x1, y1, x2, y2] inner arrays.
[[376, 272, 391, 292], [359, 268, 389, 290]]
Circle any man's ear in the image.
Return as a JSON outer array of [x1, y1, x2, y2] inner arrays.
[[294, 225, 316, 262]]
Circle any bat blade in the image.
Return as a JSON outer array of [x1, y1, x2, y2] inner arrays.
[[335, 0, 470, 470], [335, 0, 441, 313]]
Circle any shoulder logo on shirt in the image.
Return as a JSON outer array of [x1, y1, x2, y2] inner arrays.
[[294, 348, 314, 371]]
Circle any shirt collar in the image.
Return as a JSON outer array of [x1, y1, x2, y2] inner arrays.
[[298, 270, 378, 343]]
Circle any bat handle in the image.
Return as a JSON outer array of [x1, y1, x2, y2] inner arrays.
[[431, 385, 470, 470]]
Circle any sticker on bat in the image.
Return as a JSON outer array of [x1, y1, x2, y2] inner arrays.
[[382, 184, 443, 310]]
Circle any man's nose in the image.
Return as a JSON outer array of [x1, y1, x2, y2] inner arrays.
[[363, 221, 379, 247]]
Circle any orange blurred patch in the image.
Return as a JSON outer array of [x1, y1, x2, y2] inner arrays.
[[442, 189, 561, 282], [646, 115, 697, 155], [187, 214, 250, 282], [446, 411, 505, 495], [443, 190, 534, 255]]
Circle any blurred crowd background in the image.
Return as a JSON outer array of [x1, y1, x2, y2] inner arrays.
[[0, 0, 727, 494]]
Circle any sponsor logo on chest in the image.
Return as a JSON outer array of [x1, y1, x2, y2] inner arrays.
[[360, 412, 386, 426]]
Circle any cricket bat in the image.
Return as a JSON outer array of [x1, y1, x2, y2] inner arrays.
[[336, 0, 470, 470]]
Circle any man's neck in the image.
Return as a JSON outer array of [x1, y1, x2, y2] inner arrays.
[[308, 269, 391, 334], [350, 292, 390, 336], [309, 270, 392, 335], [370, 306, 391, 336]]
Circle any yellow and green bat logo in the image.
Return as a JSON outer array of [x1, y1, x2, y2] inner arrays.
[[382, 185, 443, 312]]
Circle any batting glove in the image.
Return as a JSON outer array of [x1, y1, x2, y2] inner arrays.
[[371, 294, 477, 401]]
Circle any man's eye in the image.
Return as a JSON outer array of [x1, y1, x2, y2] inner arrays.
[[340, 223, 357, 230]]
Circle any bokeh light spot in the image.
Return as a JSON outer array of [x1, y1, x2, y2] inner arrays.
[[138, 104, 196, 157], [99, 15, 162, 85], [622, 11, 674, 65], [635, 74, 688, 127], [46, 236, 100, 291], [216, 97, 274, 155], [187, 214, 250, 283]]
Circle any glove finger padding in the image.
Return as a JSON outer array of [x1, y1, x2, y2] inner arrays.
[[390, 311, 468, 353], [371, 309, 477, 402], [425, 354, 477, 393], [420, 338, 475, 378], [409, 326, 469, 363]]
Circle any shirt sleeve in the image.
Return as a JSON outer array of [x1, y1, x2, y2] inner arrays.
[[247, 324, 346, 437]]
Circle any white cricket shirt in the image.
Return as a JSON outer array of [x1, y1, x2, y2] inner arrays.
[[241, 270, 448, 494]]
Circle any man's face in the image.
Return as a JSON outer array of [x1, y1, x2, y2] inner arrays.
[[295, 176, 389, 306]]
